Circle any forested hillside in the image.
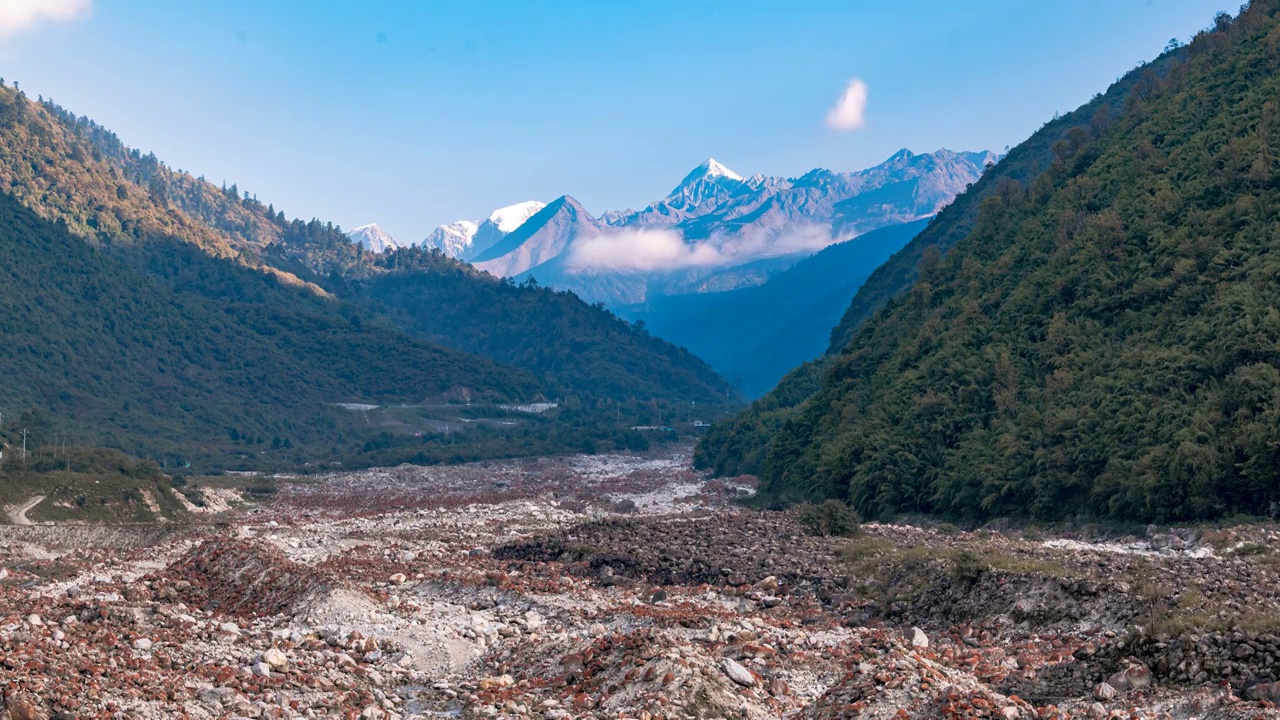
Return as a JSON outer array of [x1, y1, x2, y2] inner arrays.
[[625, 219, 929, 398], [703, 3, 1280, 523], [16, 88, 735, 416], [356, 247, 734, 412], [0, 191, 535, 465], [694, 45, 1189, 477]]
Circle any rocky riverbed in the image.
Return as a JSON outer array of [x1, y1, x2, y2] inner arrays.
[[1, 448, 1279, 719]]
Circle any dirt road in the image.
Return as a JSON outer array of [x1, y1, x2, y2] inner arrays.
[[5, 494, 45, 525]]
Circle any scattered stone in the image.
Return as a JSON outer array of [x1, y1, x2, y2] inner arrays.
[[721, 658, 756, 687], [262, 647, 288, 668]]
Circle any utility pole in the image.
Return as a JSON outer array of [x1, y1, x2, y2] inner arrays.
[[19, 428, 28, 461]]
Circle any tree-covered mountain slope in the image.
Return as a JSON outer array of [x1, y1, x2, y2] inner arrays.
[[17, 87, 735, 415], [352, 247, 738, 412], [694, 41, 1189, 480], [702, 3, 1280, 523], [0, 190, 536, 464], [621, 219, 929, 398], [694, 32, 1192, 477]]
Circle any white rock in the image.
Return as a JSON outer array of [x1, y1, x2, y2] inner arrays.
[[721, 658, 756, 687], [219, 622, 241, 635], [910, 626, 929, 649], [262, 647, 288, 668], [1094, 681, 1118, 701], [133, 638, 153, 651], [251, 661, 271, 677], [26, 614, 42, 627]]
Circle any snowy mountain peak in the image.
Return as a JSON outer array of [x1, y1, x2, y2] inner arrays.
[[347, 223, 401, 253], [422, 220, 478, 258], [885, 148, 917, 164], [697, 158, 742, 181], [454, 200, 548, 261], [486, 201, 547, 233], [667, 158, 747, 205]]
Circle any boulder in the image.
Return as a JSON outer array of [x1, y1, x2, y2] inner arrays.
[[910, 627, 929, 649], [721, 658, 756, 687], [262, 647, 288, 668]]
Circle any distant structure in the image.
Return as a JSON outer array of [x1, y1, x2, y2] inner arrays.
[[498, 402, 558, 414]]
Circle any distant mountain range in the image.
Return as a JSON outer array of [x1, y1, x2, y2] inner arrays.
[[342, 146, 992, 397], [352, 148, 991, 397], [449, 148, 993, 306]]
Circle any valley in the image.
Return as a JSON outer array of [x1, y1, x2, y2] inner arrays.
[[3, 448, 1280, 719], [3, 3, 1279, 719]]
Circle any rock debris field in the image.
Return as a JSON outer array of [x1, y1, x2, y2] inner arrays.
[[3, 448, 1280, 719]]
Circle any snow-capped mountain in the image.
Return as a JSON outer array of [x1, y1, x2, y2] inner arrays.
[[465, 149, 993, 306], [667, 157, 745, 204], [472, 197, 601, 277], [467, 201, 546, 260], [432, 149, 995, 397], [347, 223, 402, 253], [421, 201, 546, 260], [607, 158, 751, 229], [421, 220, 478, 257], [618, 149, 994, 242]]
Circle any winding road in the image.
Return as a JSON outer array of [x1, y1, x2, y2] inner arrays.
[[5, 495, 45, 525]]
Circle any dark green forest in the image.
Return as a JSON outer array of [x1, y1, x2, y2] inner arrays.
[[695, 35, 1193, 481], [29, 89, 736, 416], [358, 247, 736, 412], [701, 3, 1280, 523], [0, 190, 537, 465], [0, 80, 739, 468]]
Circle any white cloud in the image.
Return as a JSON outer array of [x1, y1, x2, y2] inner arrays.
[[825, 78, 868, 131], [0, 0, 91, 38], [566, 229, 716, 273], [565, 224, 844, 273]]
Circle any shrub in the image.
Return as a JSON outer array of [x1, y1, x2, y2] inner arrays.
[[794, 499, 862, 537]]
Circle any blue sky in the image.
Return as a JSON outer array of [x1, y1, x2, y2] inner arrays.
[[0, 0, 1235, 241]]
